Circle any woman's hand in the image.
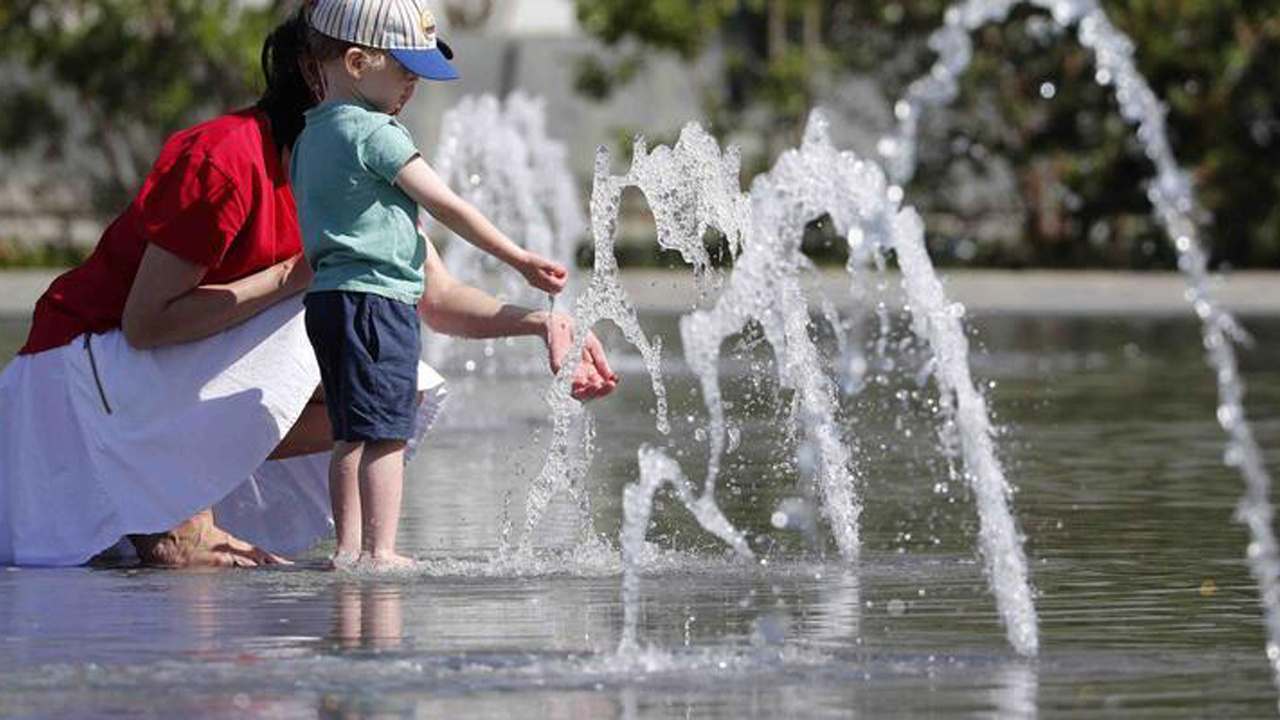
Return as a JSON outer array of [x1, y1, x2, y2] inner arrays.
[[280, 252, 314, 296], [519, 250, 568, 295], [543, 312, 618, 400]]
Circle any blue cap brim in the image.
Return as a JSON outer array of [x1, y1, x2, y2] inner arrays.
[[390, 47, 459, 81]]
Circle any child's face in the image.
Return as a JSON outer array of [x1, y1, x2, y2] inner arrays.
[[360, 54, 418, 115]]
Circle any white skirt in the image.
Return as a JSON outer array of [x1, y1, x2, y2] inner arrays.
[[0, 295, 446, 566]]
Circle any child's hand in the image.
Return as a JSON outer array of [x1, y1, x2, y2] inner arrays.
[[543, 312, 619, 400], [519, 251, 568, 294]]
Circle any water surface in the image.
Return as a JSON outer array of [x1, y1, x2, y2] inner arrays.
[[0, 310, 1277, 718]]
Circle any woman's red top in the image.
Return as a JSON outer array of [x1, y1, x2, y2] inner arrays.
[[19, 108, 301, 355]]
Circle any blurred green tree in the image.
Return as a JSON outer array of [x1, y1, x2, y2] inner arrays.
[[0, 1, 285, 215], [574, 0, 1280, 268]]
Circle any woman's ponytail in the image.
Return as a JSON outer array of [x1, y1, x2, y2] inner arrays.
[[256, 7, 315, 153]]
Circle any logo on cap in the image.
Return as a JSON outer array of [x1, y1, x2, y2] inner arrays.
[[421, 9, 437, 35]]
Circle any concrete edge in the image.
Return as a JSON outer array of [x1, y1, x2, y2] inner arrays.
[[0, 268, 1277, 319]]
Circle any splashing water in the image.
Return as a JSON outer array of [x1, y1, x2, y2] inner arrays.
[[506, 144, 675, 557], [621, 445, 754, 650], [428, 93, 585, 370], [531, 114, 1038, 655], [880, 0, 1278, 697]]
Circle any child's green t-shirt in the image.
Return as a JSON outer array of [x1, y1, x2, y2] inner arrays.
[[291, 100, 427, 304]]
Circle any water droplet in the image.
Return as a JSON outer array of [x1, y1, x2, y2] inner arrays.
[[847, 226, 866, 249], [1039, 82, 1057, 99], [1225, 446, 1244, 467], [1217, 404, 1239, 429], [887, 599, 906, 616]]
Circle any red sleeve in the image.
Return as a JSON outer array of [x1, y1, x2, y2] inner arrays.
[[137, 152, 247, 268]]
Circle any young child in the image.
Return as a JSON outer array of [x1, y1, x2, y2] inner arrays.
[[292, 0, 567, 570]]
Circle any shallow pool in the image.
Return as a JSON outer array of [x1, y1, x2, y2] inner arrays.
[[1, 311, 1277, 718]]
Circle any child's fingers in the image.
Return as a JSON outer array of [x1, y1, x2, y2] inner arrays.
[[570, 376, 604, 400], [571, 363, 590, 389], [584, 334, 617, 382], [538, 261, 567, 284], [537, 256, 566, 274], [539, 270, 568, 294]]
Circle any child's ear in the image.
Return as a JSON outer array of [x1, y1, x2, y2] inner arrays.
[[343, 47, 367, 78]]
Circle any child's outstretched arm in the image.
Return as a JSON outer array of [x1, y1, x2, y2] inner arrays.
[[395, 156, 567, 294]]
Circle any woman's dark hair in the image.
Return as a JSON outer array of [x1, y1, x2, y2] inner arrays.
[[256, 8, 315, 152]]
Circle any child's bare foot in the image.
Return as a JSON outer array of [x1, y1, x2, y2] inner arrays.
[[357, 551, 420, 572], [328, 549, 360, 570]]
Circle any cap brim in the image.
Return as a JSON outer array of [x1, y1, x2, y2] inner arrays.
[[390, 47, 459, 81]]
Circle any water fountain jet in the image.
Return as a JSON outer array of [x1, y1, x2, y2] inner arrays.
[[879, 0, 1280, 699], [529, 115, 1038, 656]]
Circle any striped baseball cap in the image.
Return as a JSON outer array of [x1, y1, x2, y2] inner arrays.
[[308, 0, 459, 81]]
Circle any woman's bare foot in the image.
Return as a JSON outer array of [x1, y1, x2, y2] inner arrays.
[[356, 551, 420, 572], [129, 509, 293, 568]]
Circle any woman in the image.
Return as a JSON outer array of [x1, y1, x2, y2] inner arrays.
[[0, 8, 616, 568]]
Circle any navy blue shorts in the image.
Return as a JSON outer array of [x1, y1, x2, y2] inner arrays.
[[304, 291, 421, 442]]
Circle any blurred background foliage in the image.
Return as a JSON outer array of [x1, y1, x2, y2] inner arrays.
[[0, 0, 282, 215], [574, 0, 1280, 269], [0, 0, 1275, 269]]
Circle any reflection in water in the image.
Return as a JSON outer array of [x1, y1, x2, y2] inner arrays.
[[805, 569, 862, 646], [332, 582, 404, 653], [992, 661, 1039, 719]]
